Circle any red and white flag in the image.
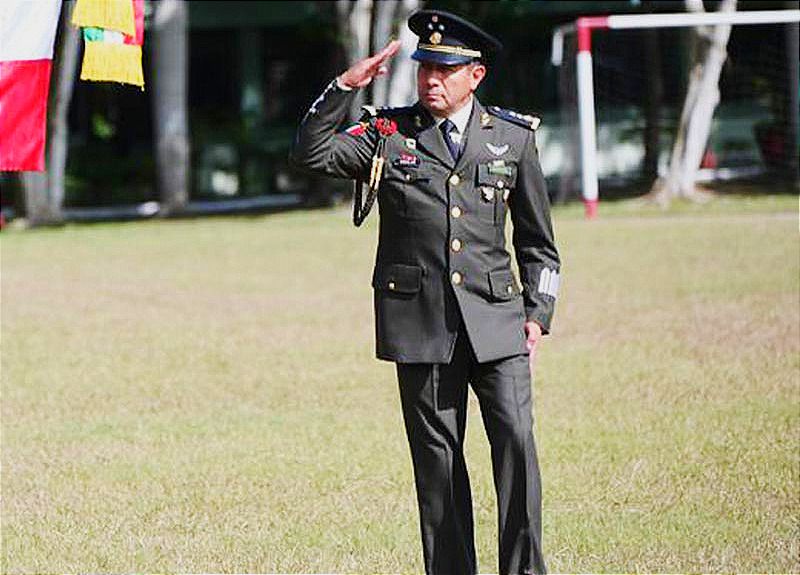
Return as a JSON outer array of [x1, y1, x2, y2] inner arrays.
[[0, 0, 63, 172]]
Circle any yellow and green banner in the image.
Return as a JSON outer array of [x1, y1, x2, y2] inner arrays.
[[71, 0, 145, 88]]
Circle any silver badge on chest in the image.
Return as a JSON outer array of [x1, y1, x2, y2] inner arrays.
[[486, 143, 509, 156]]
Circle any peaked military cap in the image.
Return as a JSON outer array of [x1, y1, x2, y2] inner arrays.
[[408, 10, 502, 66]]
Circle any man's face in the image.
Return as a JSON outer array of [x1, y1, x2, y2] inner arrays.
[[416, 61, 486, 117]]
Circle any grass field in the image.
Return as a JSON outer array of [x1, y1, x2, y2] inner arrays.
[[2, 195, 798, 573]]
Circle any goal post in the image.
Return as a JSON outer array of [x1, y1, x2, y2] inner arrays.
[[552, 9, 800, 219]]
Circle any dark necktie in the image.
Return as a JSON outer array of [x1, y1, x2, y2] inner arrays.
[[439, 119, 461, 161]]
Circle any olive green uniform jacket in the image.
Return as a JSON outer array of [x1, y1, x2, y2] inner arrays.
[[291, 80, 560, 364]]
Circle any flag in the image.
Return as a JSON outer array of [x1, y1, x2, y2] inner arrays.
[[72, 0, 144, 88], [0, 0, 63, 172]]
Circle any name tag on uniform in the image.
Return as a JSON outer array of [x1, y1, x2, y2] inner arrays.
[[394, 153, 420, 168]]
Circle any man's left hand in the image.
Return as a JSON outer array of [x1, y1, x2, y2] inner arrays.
[[524, 320, 543, 373]]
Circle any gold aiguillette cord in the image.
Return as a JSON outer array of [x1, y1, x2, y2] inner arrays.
[[353, 136, 387, 227]]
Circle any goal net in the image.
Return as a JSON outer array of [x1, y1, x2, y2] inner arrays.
[[553, 10, 799, 206]]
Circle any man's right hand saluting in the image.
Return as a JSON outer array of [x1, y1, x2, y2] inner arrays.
[[339, 40, 402, 89]]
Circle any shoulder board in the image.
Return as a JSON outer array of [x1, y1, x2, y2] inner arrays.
[[377, 105, 416, 118], [360, 105, 415, 120], [359, 105, 378, 120], [486, 106, 541, 131]]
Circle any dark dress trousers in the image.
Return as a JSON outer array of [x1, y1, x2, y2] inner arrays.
[[291, 79, 559, 575]]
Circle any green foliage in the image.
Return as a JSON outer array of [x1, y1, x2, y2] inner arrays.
[[91, 112, 117, 141], [65, 141, 156, 206], [2, 196, 798, 572]]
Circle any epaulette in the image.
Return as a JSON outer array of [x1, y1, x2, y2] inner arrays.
[[360, 105, 378, 119], [359, 105, 415, 120], [486, 106, 541, 131]]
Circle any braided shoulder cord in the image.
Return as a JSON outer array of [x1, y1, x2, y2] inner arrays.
[[353, 135, 388, 227]]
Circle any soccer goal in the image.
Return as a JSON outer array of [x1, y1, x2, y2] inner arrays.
[[551, 8, 800, 217]]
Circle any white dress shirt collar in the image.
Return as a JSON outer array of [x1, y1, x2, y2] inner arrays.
[[434, 96, 473, 135]]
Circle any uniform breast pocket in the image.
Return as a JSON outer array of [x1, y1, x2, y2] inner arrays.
[[475, 162, 517, 225]]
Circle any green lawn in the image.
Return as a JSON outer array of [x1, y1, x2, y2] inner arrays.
[[2, 195, 798, 573]]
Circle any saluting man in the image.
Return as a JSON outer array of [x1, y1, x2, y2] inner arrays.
[[291, 10, 559, 575]]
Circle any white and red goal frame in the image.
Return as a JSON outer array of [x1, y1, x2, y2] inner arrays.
[[551, 9, 800, 218]]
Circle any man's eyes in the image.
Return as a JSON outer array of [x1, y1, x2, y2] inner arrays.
[[421, 64, 462, 74]]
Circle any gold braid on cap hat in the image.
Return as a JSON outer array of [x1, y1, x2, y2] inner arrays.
[[417, 44, 482, 58]]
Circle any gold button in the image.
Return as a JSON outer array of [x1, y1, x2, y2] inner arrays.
[[448, 174, 461, 186], [506, 285, 514, 294], [388, 281, 396, 290], [451, 271, 462, 285], [450, 206, 462, 218], [496, 180, 505, 189], [451, 238, 462, 252]]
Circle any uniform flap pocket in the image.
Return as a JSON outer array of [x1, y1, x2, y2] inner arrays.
[[477, 161, 517, 189], [384, 164, 429, 184], [488, 269, 519, 300], [372, 263, 422, 294]]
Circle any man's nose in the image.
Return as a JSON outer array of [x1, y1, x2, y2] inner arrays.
[[424, 71, 442, 85]]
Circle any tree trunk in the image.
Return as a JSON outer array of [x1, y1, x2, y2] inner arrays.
[[336, 0, 372, 119], [152, 0, 189, 216], [785, 2, 799, 181], [387, 0, 419, 108], [643, 28, 662, 181], [651, 0, 736, 204], [333, 0, 419, 113], [369, 0, 396, 107], [555, 33, 579, 204], [19, 0, 80, 227]]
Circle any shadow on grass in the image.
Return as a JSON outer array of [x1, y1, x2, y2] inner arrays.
[[570, 173, 799, 205]]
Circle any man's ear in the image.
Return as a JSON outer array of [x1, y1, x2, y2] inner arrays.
[[470, 63, 487, 90]]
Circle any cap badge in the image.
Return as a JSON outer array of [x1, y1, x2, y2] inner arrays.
[[429, 31, 442, 45]]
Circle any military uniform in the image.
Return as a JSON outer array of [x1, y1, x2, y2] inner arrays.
[[291, 10, 559, 575]]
